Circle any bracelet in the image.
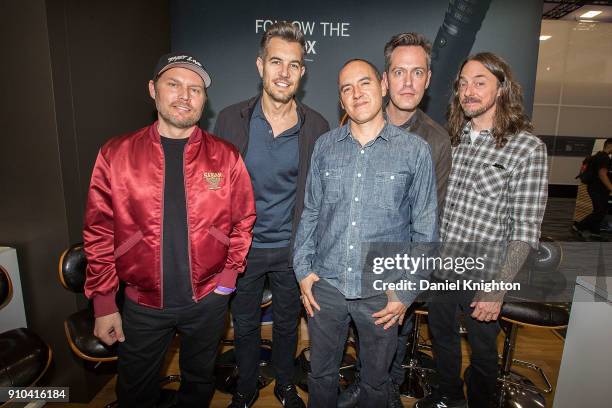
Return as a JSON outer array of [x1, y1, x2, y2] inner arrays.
[[215, 285, 235, 294]]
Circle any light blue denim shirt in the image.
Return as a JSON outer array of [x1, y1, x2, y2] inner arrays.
[[293, 122, 438, 304]]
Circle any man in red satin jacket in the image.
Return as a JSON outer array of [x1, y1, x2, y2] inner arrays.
[[83, 52, 255, 408]]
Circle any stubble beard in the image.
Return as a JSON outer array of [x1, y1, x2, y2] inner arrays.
[[157, 102, 202, 129]]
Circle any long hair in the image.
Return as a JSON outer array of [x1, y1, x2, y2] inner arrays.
[[447, 52, 533, 148]]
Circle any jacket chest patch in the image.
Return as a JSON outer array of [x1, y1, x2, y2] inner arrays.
[[203, 172, 224, 190]]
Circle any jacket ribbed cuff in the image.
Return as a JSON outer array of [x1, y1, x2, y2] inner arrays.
[[93, 292, 118, 317], [218, 267, 238, 289]]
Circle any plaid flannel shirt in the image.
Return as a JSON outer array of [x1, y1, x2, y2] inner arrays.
[[440, 123, 548, 249]]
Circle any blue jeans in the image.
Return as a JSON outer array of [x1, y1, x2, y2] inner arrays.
[[307, 279, 398, 408]]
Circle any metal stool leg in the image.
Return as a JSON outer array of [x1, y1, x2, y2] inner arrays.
[[214, 338, 274, 394], [400, 313, 436, 398], [294, 341, 359, 393], [496, 323, 547, 408]]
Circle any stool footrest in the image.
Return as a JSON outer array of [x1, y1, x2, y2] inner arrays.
[[507, 358, 553, 393]]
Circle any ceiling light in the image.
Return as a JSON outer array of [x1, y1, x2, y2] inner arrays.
[[540, 35, 552, 41], [580, 10, 602, 18]]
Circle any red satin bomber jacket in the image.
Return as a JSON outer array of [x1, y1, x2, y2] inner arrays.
[[83, 122, 255, 317]]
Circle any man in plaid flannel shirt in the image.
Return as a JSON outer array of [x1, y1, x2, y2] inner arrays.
[[414, 53, 548, 408]]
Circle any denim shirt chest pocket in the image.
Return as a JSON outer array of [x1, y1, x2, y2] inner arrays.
[[372, 171, 410, 210], [321, 167, 342, 204]]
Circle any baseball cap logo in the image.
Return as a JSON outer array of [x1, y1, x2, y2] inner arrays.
[[167, 55, 203, 68], [154, 52, 212, 88]]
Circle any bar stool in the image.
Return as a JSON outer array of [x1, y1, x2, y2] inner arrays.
[[58, 243, 179, 408], [58, 244, 118, 365], [214, 277, 275, 394], [518, 237, 566, 300], [294, 326, 359, 393], [400, 236, 565, 403], [496, 302, 568, 408], [399, 303, 436, 399], [0, 266, 53, 390]]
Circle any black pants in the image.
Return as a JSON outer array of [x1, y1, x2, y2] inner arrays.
[[390, 315, 414, 384], [116, 293, 229, 408], [428, 290, 500, 408], [231, 247, 301, 394], [308, 279, 397, 408], [576, 185, 609, 234], [353, 314, 414, 385]]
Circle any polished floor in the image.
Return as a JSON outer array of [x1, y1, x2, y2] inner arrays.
[[49, 197, 588, 407], [48, 322, 564, 408]]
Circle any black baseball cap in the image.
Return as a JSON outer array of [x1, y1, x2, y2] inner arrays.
[[153, 52, 211, 88]]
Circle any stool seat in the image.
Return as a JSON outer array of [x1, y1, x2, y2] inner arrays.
[[527, 237, 562, 272], [261, 280, 272, 307], [501, 302, 569, 328], [59, 244, 87, 293], [413, 302, 428, 314], [0, 266, 12, 310], [497, 299, 569, 408], [0, 328, 52, 387], [65, 308, 117, 361]]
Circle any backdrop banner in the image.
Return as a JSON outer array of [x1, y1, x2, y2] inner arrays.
[[171, 0, 542, 134]]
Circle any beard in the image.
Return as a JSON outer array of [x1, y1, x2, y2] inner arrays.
[[156, 101, 203, 129], [263, 79, 296, 104], [461, 97, 496, 119]]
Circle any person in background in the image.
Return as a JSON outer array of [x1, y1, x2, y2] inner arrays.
[[573, 138, 612, 241]]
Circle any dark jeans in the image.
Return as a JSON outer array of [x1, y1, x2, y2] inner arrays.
[[308, 279, 398, 408], [390, 315, 414, 384], [576, 185, 609, 234], [428, 289, 500, 408], [116, 293, 229, 408], [353, 314, 414, 385], [231, 247, 301, 394]]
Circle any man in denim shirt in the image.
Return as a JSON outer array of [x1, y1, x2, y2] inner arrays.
[[293, 59, 437, 408]]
